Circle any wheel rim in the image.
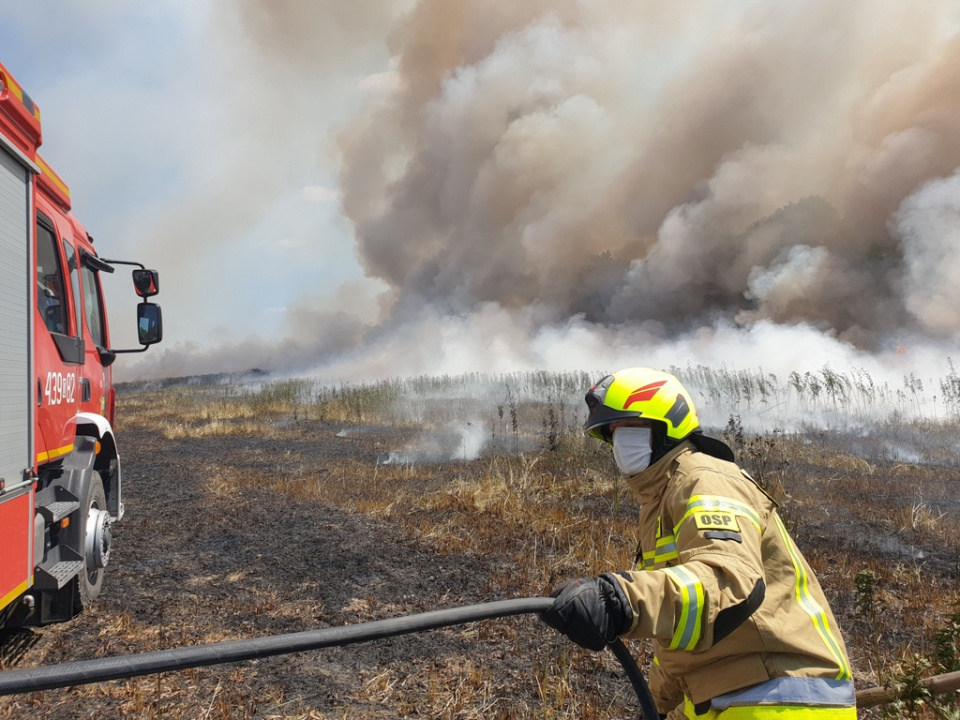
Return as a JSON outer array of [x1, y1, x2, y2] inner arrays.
[[85, 505, 112, 576]]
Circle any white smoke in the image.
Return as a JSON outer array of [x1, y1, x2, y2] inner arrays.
[[895, 168, 960, 334], [115, 0, 960, 391]]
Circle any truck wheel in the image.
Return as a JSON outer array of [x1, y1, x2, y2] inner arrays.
[[74, 473, 111, 610]]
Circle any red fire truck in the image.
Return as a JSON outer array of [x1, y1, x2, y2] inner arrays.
[[0, 60, 163, 627]]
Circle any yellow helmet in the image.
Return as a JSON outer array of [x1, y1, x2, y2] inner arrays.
[[584, 367, 700, 443]]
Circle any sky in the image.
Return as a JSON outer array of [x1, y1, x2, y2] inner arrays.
[[4, 1, 960, 392]]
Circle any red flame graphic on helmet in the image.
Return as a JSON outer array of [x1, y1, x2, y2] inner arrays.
[[624, 380, 667, 409]]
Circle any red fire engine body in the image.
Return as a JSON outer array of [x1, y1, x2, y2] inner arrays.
[[0, 61, 163, 627]]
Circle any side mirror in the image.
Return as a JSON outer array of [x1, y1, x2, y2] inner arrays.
[[137, 303, 162, 345], [132, 269, 159, 298]]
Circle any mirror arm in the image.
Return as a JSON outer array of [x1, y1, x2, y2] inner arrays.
[[82, 253, 116, 274], [99, 258, 145, 270]]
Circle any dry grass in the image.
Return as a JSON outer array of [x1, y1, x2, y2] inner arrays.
[[5, 372, 959, 719], [128, 377, 960, 718], [137, 380, 960, 718]]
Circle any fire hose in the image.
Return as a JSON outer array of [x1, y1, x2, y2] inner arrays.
[[0, 597, 661, 719]]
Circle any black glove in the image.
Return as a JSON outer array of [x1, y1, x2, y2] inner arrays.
[[540, 573, 634, 651]]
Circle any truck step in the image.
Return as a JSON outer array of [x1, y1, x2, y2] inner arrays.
[[35, 485, 80, 524], [37, 499, 81, 524], [34, 560, 83, 590], [34, 544, 84, 590]]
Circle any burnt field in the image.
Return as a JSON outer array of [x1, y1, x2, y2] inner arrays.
[[1, 372, 959, 719]]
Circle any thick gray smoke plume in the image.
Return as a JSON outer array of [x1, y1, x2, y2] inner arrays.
[[340, 0, 960, 343], [127, 0, 960, 382]]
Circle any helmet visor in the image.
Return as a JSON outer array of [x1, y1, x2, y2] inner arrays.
[[584, 383, 644, 442]]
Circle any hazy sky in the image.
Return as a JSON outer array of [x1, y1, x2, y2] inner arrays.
[[5, 1, 960, 388], [1, 2, 387, 356]]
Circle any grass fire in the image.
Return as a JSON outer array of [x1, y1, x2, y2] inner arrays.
[[1, 367, 958, 719]]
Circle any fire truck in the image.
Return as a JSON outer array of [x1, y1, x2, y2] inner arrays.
[[0, 60, 163, 627]]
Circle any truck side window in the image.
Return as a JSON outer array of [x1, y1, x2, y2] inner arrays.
[[62, 238, 83, 340], [80, 264, 106, 348], [36, 221, 67, 335]]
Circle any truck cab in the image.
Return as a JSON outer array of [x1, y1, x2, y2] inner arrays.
[[0, 60, 162, 627]]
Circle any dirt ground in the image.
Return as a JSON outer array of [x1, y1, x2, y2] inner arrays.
[[0, 419, 636, 719]]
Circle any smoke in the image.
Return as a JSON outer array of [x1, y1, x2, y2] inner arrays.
[[122, 0, 960, 385], [342, 1, 959, 332], [895, 168, 960, 334]]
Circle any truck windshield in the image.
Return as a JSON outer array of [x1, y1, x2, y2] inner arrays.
[[81, 264, 106, 348]]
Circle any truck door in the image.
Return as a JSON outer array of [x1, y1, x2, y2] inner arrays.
[[0, 141, 35, 612], [35, 212, 82, 463]]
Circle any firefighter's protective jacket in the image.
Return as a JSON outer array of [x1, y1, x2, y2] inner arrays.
[[615, 440, 854, 717]]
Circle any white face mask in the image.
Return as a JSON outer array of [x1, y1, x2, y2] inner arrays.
[[612, 426, 653, 476]]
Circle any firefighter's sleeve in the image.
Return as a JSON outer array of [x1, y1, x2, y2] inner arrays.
[[615, 473, 768, 652]]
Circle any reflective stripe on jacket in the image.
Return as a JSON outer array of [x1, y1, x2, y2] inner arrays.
[[615, 441, 853, 715], [680, 689, 858, 720]]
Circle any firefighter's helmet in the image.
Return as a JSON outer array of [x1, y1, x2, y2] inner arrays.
[[584, 368, 700, 444]]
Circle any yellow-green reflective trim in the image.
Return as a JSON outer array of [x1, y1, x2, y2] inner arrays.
[[641, 534, 678, 569], [682, 697, 857, 720], [663, 565, 704, 651], [37, 442, 74, 464], [0, 579, 30, 613], [675, 495, 763, 535], [772, 514, 851, 681]]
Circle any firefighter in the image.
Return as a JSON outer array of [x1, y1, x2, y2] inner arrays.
[[540, 368, 856, 719]]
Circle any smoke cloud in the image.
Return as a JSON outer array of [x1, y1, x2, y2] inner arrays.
[[124, 0, 960, 385]]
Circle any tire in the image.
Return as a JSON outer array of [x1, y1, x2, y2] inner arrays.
[[73, 473, 111, 610]]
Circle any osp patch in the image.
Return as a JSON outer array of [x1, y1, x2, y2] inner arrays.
[[692, 511, 740, 533]]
